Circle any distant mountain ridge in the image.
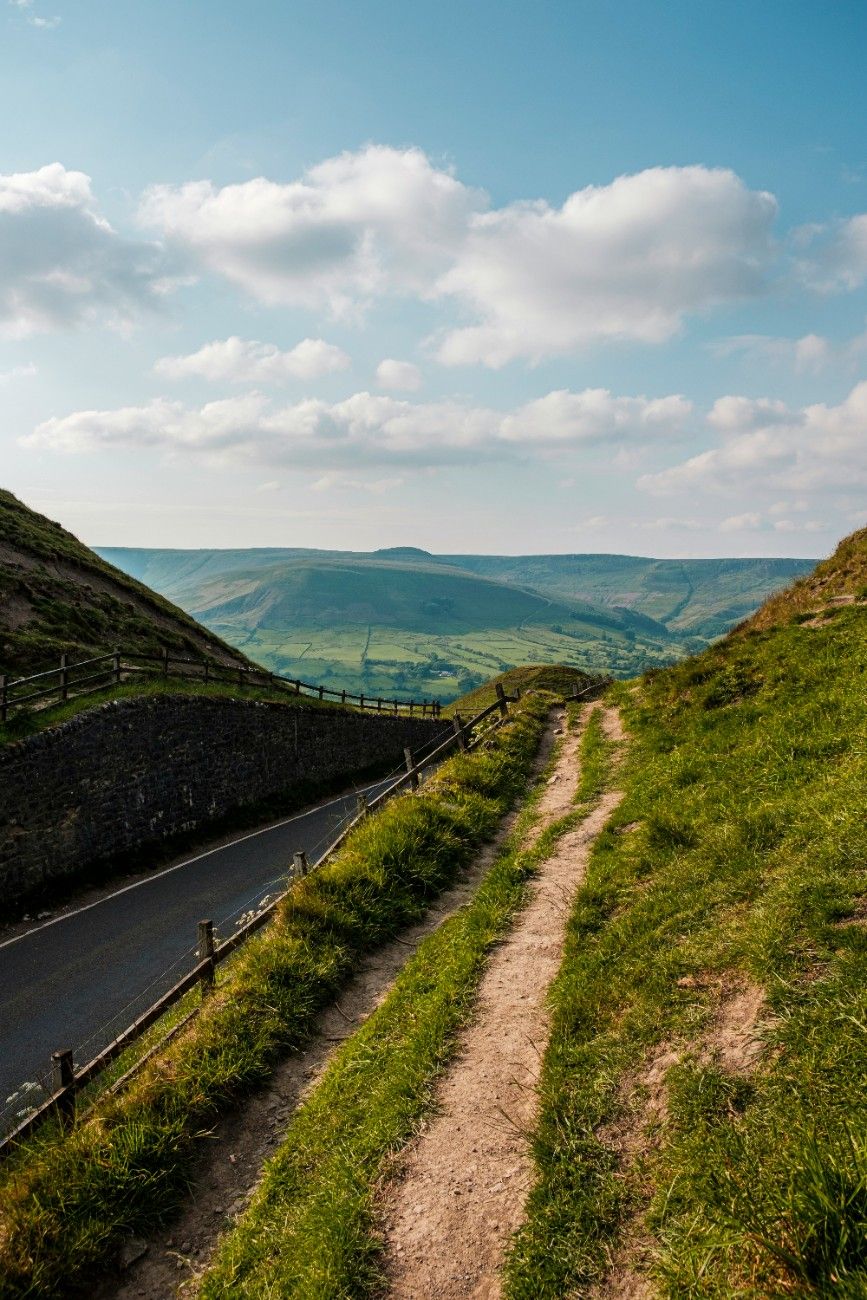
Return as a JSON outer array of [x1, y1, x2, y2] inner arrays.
[[97, 544, 814, 702]]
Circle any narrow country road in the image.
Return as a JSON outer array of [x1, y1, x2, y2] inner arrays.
[[0, 770, 406, 1124]]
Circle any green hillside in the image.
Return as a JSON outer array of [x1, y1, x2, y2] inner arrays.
[[98, 552, 683, 701], [96, 544, 812, 705], [507, 529, 867, 1294], [0, 490, 249, 676], [99, 546, 813, 642]]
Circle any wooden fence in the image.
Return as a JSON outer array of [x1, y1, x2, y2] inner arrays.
[[0, 647, 441, 724], [0, 684, 527, 1157]]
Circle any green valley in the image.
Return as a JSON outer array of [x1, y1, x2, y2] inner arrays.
[[98, 545, 813, 701]]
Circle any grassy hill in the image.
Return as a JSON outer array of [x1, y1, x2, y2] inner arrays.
[[96, 544, 814, 704], [0, 490, 250, 676], [444, 663, 602, 716], [100, 546, 813, 644], [505, 528, 867, 1294]]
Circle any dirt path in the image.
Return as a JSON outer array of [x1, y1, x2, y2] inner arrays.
[[379, 703, 624, 1299], [98, 709, 566, 1299]]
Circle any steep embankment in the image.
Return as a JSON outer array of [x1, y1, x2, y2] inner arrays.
[[0, 490, 249, 675], [507, 526, 867, 1296]]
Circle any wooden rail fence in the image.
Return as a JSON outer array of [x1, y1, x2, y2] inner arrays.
[[0, 683, 533, 1157], [0, 647, 441, 724]]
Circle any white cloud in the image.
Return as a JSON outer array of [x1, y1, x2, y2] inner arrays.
[[796, 213, 867, 292], [642, 516, 703, 531], [712, 332, 830, 372], [311, 473, 403, 494], [23, 384, 690, 468], [30, 14, 60, 27], [0, 163, 165, 337], [0, 361, 37, 384], [155, 336, 350, 384], [375, 358, 422, 391], [640, 380, 867, 497], [435, 165, 777, 366], [139, 145, 479, 317], [140, 149, 778, 362], [719, 511, 762, 532]]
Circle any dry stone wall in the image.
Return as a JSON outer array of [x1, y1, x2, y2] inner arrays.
[[0, 695, 448, 907]]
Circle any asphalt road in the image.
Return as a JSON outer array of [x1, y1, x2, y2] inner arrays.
[[0, 770, 405, 1123]]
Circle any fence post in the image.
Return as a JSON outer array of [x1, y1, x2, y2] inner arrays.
[[59, 653, 69, 703], [197, 920, 215, 996], [51, 1048, 75, 1124], [0, 674, 6, 724], [113, 647, 121, 686], [404, 747, 420, 791], [360, 693, 365, 710], [356, 792, 368, 819], [453, 713, 468, 751], [393, 700, 398, 716], [341, 689, 346, 706], [409, 701, 414, 717], [163, 647, 170, 677], [318, 685, 324, 700], [377, 698, 382, 713], [515, 686, 522, 700], [293, 850, 309, 877], [295, 680, 301, 695], [495, 682, 508, 718]]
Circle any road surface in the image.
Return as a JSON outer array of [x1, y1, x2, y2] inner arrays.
[[0, 769, 407, 1125]]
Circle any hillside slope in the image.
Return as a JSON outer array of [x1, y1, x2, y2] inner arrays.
[[0, 490, 249, 676], [99, 546, 813, 640], [508, 527, 867, 1295]]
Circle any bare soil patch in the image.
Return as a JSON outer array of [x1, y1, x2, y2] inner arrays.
[[95, 710, 565, 1299], [379, 704, 624, 1299]]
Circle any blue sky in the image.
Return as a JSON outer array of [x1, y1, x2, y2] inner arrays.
[[2, 0, 867, 556]]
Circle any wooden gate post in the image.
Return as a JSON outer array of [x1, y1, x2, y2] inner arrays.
[[197, 920, 215, 996], [59, 653, 69, 703], [452, 714, 468, 751], [293, 850, 309, 877], [51, 1048, 75, 1124], [356, 792, 369, 819], [495, 682, 508, 718], [404, 747, 420, 791]]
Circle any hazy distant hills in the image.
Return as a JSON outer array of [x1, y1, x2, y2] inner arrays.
[[97, 545, 813, 703]]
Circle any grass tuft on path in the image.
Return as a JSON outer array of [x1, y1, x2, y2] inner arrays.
[[505, 606, 867, 1297], [0, 696, 548, 1300]]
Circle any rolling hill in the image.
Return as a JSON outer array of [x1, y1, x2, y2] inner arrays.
[[0, 490, 249, 676], [97, 544, 813, 703]]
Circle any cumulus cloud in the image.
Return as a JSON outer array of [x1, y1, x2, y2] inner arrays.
[[712, 332, 830, 372], [155, 336, 350, 384], [375, 358, 422, 391], [796, 213, 867, 292], [0, 361, 37, 384], [0, 163, 165, 337], [23, 384, 690, 468], [140, 149, 778, 361], [139, 145, 478, 317], [435, 166, 778, 366], [311, 473, 403, 494], [640, 380, 867, 496], [719, 511, 762, 532]]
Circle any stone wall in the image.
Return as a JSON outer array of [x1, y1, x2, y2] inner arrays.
[[0, 695, 448, 906]]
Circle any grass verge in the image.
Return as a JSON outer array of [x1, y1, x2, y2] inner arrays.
[[0, 694, 548, 1299], [505, 607, 867, 1296], [194, 703, 607, 1297]]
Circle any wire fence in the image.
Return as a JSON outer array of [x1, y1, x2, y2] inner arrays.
[[0, 647, 442, 725]]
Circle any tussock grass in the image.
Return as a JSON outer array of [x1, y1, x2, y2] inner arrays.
[[194, 702, 606, 1296], [0, 696, 549, 1299], [505, 607, 867, 1296]]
